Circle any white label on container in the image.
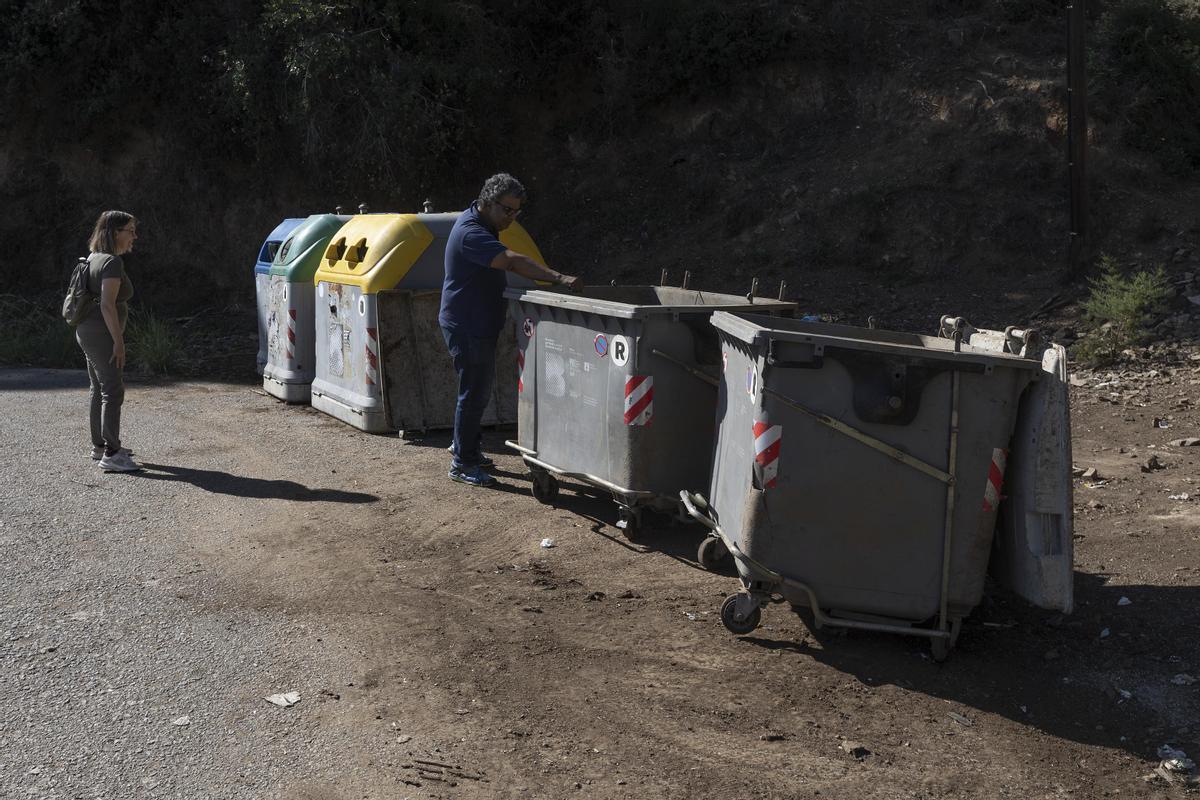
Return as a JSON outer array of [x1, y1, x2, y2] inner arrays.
[[610, 335, 630, 366]]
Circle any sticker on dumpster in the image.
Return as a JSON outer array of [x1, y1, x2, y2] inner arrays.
[[611, 335, 630, 367], [753, 421, 782, 489], [328, 324, 344, 377], [623, 376, 653, 426], [286, 308, 297, 361], [523, 318, 534, 338], [746, 364, 757, 396], [517, 349, 525, 393], [722, 351, 728, 373], [544, 351, 566, 398], [365, 327, 379, 387], [593, 333, 609, 358], [982, 448, 1008, 513]]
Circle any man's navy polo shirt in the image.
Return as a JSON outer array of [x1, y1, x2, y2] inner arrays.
[[438, 202, 510, 338]]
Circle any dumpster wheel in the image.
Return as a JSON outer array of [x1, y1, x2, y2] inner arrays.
[[530, 470, 560, 504], [720, 593, 762, 635], [615, 507, 642, 541], [697, 536, 732, 570]]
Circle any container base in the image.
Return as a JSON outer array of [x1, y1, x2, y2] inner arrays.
[[263, 376, 311, 404], [311, 387, 391, 433]]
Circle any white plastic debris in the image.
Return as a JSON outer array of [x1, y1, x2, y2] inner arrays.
[[1158, 745, 1196, 773], [171, 715, 191, 726], [264, 691, 301, 708], [1117, 597, 1132, 606], [948, 712, 973, 727], [1168, 493, 1192, 501], [1118, 689, 1132, 700], [1100, 628, 1111, 639], [1172, 674, 1197, 686], [540, 538, 556, 548]]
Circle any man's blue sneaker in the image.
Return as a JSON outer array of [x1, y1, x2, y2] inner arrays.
[[446, 445, 494, 468], [448, 465, 497, 488]]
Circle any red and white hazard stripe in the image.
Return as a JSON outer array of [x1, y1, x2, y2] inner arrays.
[[982, 448, 1008, 512], [753, 420, 782, 489], [286, 308, 297, 361], [623, 376, 653, 426], [517, 349, 525, 393], [365, 326, 379, 387]]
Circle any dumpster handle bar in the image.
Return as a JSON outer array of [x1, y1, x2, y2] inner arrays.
[[650, 349, 719, 388], [679, 491, 950, 642], [505, 440, 657, 500], [937, 370, 962, 637], [761, 386, 954, 486]]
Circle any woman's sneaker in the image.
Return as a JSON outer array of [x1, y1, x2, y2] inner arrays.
[[98, 451, 142, 472], [448, 465, 496, 487], [91, 446, 132, 461]]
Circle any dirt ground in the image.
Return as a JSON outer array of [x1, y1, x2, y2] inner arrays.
[[2, 349, 1198, 799]]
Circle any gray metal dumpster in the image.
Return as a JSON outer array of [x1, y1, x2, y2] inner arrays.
[[504, 285, 795, 537], [681, 311, 1069, 660]]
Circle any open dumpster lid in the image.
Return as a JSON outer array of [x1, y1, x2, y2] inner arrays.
[[956, 321, 1075, 614], [503, 286, 796, 320]]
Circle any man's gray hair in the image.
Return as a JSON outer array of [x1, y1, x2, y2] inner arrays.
[[479, 173, 527, 206]]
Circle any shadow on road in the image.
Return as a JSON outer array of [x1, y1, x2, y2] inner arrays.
[[530, 476, 714, 568], [136, 462, 379, 503], [729, 570, 1200, 763]]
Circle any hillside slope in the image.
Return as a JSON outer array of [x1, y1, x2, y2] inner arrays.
[[1, 1, 1197, 345]]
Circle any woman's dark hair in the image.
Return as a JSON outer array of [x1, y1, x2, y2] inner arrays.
[[88, 210, 136, 254]]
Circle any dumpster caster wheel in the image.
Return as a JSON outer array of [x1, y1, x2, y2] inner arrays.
[[530, 471, 559, 504], [697, 536, 731, 570], [720, 594, 761, 636], [930, 636, 950, 663], [616, 508, 642, 541], [930, 619, 961, 662]]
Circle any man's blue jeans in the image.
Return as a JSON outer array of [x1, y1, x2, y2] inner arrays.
[[441, 326, 497, 470]]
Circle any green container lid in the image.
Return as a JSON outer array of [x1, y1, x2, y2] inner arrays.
[[269, 214, 351, 282]]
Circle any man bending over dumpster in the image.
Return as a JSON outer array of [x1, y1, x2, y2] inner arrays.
[[439, 173, 583, 487]]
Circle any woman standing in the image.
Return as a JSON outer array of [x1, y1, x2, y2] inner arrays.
[[77, 210, 140, 472]]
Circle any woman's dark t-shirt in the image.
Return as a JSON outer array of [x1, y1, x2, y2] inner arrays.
[[84, 253, 134, 330]]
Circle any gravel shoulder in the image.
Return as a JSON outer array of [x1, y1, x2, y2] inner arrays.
[[1, 365, 1198, 799]]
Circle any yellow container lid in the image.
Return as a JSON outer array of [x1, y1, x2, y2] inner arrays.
[[314, 213, 546, 293], [498, 221, 546, 268], [314, 214, 433, 294]]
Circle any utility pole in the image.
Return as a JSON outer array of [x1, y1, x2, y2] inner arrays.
[[1067, 0, 1088, 276]]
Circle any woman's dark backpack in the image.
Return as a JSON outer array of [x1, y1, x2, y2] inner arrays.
[[62, 256, 97, 326]]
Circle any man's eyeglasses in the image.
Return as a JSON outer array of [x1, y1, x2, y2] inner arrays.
[[496, 201, 522, 218]]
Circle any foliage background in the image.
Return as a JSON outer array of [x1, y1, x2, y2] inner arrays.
[[1, 0, 1198, 322]]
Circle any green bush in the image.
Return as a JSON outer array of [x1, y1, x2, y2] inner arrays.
[[1092, 0, 1200, 175], [1074, 255, 1173, 366], [0, 298, 184, 375], [126, 311, 184, 376], [0, 296, 85, 368]]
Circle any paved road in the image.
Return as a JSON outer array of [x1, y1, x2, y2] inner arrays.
[[0, 369, 408, 798]]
